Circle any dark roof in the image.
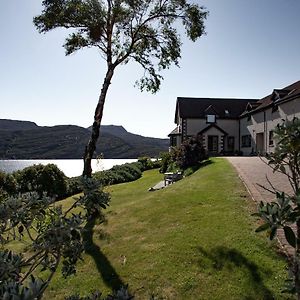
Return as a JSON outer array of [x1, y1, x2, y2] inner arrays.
[[250, 80, 300, 113], [168, 126, 181, 136], [175, 97, 258, 122]]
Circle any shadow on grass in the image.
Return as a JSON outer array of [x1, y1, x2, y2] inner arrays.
[[197, 246, 275, 300], [83, 217, 125, 290], [198, 159, 213, 169], [184, 159, 213, 176]]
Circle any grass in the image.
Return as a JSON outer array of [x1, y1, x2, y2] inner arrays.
[[43, 158, 290, 299]]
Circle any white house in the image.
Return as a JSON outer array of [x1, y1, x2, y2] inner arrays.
[[169, 80, 300, 155]]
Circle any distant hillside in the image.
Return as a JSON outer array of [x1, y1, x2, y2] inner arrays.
[[91, 125, 169, 155], [0, 119, 169, 159], [0, 119, 38, 131]]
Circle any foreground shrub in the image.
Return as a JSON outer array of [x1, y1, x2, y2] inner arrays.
[[65, 286, 133, 300], [0, 177, 110, 299], [14, 164, 67, 199], [255, 118, 300, 296]]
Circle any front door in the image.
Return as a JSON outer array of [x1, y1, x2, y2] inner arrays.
[[256, 133, 264, 154], [208, 135, 218, 153], [227, 136, 235, 153]]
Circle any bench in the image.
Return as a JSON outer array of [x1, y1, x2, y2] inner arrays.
[[164, 172, 182, 186]]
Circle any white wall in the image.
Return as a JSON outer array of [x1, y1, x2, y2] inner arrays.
[[186, 118, 240, 151], [241, 97, 300, 154]]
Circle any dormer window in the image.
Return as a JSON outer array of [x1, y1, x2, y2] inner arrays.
[[206, 114, 216, 123]]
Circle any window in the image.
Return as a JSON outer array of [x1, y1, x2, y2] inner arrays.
[[227, 136, 235, 152], [269, 131, 274, 146], [170, 136, 177, 147], [241, 135, 251, 148], [206, 114, 216, 123]]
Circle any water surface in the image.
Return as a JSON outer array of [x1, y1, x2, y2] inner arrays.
[[0, 159, 137, 177]]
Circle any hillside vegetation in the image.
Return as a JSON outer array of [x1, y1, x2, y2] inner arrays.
[[45, 158, 288, 299], [0, 119, 168, 159]]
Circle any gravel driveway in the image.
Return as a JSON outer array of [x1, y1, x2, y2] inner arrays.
[[227, 156, 294, 256]]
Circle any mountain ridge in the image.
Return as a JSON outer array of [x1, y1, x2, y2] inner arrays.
[[0, 119, 169, 159]]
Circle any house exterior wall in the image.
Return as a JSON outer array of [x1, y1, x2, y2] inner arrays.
[[240, 97, 300, 155], [239, 116, 254, 155], [170, 89, 299, 156], [186, 118, 240, 152]]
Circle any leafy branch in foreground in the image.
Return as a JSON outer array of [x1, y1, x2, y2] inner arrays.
[[0, 177, 110, 299], [255, 118, 300, 296]]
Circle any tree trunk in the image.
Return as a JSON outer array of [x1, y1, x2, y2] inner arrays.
[[83, 67, 114, 177]]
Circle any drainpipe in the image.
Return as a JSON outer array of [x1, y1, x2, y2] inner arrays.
[[264, 111, 267, 154], [238, 118, 241, 153]]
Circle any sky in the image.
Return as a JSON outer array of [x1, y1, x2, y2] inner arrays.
[[0, 0, 300, 138]]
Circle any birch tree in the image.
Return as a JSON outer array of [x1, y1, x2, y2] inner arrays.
[[34, 0, 208, 176]]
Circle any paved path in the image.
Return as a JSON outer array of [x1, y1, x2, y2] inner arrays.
[[227, 156, 294, 256]]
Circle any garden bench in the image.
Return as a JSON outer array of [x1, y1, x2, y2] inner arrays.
[[164, 171, 182, 186]]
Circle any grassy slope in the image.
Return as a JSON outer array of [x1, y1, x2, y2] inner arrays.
[[46, 158, 290, 299]]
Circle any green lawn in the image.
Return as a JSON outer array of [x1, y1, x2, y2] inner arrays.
[[46, 158, 290, 299]]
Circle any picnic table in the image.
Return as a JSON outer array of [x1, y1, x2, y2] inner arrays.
[[164, 171, 183, 186]]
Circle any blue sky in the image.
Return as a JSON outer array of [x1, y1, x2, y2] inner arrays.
[[0, 0, 299, 138]]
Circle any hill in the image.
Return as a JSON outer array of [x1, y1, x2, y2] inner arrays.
[[0, 119, 169, 159], [0, 119, 38, 131]]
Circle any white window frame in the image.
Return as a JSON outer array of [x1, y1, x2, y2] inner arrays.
[[206, 114, 216, 123]]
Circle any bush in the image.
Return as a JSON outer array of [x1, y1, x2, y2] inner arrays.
[[159, 152, 172, 173], [0, 176, 110, 300], [159, 136, 208, 173], [0, 171, 17, 196], [137, 157, 154, 170], [255, 118, 300, 296], [93, 162, 143, 186], [175, 135, 208, 169], [14, 164, 67, 199], [66, 176, 83, 196]]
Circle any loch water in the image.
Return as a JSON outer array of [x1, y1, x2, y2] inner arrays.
[[0, 159, 137, 177]]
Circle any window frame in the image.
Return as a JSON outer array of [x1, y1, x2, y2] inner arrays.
[[241, 135, 251, 148], [206, 114, 216, 124]]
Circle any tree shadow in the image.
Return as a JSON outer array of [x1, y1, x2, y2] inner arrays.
[[83, 217, 125, 291], [197, 246, 275, 300], [199, 159, 214, 168], [187, 159, 214, 174]]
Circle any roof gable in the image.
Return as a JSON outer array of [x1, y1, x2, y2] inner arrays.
[[204, 105, 219, 116], [198, 124, 228, 136], [250, 80, 300, 113], [175, 97, 258, 121]]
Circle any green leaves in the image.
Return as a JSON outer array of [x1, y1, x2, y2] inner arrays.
[[283, 226, 296, 248], [0, 173, 111, 299], [255, 192, 299, 243], [255, 222, 270, 233], [34, 0, 208, 94], [255, 118, 300, 295]]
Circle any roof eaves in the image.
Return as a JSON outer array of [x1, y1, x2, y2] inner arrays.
[[198, 124, 229, 136]]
